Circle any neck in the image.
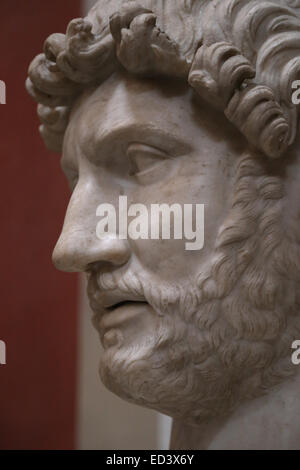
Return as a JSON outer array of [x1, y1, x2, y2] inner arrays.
[[170, 369, 300, 450]]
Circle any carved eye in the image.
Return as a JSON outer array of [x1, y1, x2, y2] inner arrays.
[[126, 143, 170, 184]]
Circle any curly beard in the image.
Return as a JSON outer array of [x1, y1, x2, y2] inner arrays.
[[98, 150, 300, 425]]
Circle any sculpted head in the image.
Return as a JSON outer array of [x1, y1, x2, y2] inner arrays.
[[27, 0, 300, 424]]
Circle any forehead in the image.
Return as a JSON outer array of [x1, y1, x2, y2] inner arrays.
[[62, 70, 242, 168], [64, 71, 196, 153]]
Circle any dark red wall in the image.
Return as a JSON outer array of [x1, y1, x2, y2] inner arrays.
[[0, 0, 80, 449]]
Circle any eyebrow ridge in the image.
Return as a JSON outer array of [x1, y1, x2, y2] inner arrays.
[[81, 123, 192, 160]]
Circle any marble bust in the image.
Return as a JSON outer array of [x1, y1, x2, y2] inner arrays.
[[26, 0, 300, 449]]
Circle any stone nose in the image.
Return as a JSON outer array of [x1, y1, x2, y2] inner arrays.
[[52, 230, 131, 273], [52, 184, 131, 273]]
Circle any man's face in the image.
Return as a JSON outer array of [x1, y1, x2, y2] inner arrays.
[[52, 71, 243, 420]]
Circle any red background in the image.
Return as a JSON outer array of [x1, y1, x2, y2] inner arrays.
[[0, 0, 80, 449]]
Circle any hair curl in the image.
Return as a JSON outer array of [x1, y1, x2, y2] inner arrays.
[[26, 0, 300, 158]]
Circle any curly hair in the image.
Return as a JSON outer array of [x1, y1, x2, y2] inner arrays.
[[26, 0, 300, 158]]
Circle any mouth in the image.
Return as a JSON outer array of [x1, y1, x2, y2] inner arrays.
[[88, 284, 147, 314], [106, 300, 148, 312], [93, 298, 151, 347], [89, 289, 150, 333], [87, 273, 154, 346]]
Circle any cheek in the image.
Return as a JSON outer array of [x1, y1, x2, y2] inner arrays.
[[127, 174, 221, 282], [132, 238, 204, 282]]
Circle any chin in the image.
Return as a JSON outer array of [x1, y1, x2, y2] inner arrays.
[[97, 332, 234, 425]]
